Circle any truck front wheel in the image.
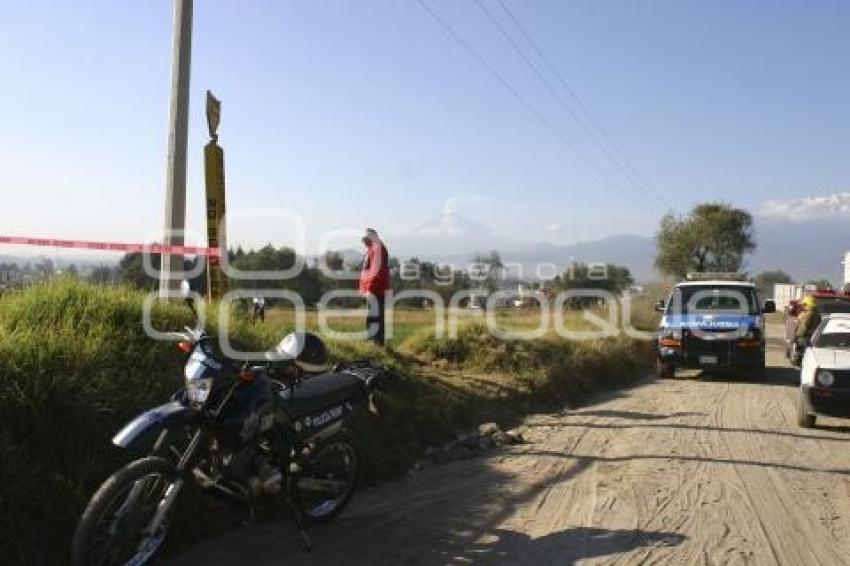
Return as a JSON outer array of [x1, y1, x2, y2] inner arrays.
[[797, 394, 816, 428], [656, 359, 675, 379], [790, 341, 803, 366]]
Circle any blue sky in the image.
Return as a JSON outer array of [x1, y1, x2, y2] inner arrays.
[[1, 0, 849, 256]]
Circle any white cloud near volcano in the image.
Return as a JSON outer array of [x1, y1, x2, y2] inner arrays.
[[441, 194, 486, 216], [759, 191, 850, 222], [411, 194, 492, 238]]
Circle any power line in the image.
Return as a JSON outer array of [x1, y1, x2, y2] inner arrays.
[[413, 0, 659, 215], [474, 0, 669, 212], [495, 0, 672, 212]]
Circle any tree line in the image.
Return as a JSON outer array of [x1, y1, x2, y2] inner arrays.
[[114, 247, 638, 308]]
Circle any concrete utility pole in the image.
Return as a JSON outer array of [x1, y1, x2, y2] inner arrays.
[[159, 0, 193, 296]]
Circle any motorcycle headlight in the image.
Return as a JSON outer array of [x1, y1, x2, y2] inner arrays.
[[186, 377, 213, 407], [816, 369, 835, 388], [184, 350, 214, 408]]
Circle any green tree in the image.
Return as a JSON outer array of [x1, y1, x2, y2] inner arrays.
[[559, 262, 634, 293], [753, 270, 793, 298], [323, 251, 344, 272], [118, 253, 158, 289], [224, 245, 359, 306], [471, 250, 503, 291], [655, 202, 755, 277], [557, 262, 634, 309]]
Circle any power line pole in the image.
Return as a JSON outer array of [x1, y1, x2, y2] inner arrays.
[[159, 0, 193, 297]]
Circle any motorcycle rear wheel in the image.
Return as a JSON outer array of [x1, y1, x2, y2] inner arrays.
[[71, 457, 178, 566], [294, 432, 361, 524]]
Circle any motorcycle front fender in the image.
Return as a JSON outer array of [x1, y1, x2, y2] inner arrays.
[[112, 400, 194, 452]]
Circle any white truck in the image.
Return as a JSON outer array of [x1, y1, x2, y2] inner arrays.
[[773, 284, 806, 312]]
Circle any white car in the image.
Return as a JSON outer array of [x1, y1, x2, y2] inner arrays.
[[798, 313, 850, 428]]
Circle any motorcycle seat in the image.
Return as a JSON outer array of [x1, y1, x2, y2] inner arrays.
[[277, 372, 365, 420]]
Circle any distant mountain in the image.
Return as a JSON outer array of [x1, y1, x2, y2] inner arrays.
[[392, 208, 511, 257], [388, 213, 850, 285], [506, 235, 658, 281], [750, 218, 849, 284], [388, 232, 658, 282], [504, 218, 849, 284], [390, 208, 661, 281]]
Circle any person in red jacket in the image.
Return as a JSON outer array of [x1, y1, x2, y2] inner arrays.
[[359, 228, 390, 345]]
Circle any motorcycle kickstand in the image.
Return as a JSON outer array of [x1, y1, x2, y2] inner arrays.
[[236, 504, 256, 528], [285, 483, 312, 552]]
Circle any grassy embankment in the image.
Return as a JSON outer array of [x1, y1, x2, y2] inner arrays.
[[0, 280, 656, 564]]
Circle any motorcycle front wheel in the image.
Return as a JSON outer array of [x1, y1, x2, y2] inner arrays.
[[294, 431, 361, 524], [71, 457, 179, 566]]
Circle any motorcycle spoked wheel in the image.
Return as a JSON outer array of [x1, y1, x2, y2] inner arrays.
[[293, 432, 361, 524], [71, 457, 178, 566]]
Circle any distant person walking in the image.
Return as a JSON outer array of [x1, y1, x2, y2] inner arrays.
[[252, 296, 266, 323], [359, 228, 390, 346]]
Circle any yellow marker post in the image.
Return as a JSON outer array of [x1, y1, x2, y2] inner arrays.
[[204, 90, 227, 300]]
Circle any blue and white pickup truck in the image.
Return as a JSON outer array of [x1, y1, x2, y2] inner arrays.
[[654, 273, 776, 380]]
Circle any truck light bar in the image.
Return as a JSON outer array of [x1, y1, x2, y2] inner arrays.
[[685, 272, 748, 282]]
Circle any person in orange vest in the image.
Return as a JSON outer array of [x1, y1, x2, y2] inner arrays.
[[359, 228, 391, 346], [796, 295, 821, 339]]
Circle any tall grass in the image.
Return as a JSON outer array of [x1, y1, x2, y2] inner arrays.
[[0, 281, 201, 564], [402, 321, 653, 400]]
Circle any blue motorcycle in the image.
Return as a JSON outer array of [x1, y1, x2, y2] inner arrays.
[[71, 303, 389, 565]]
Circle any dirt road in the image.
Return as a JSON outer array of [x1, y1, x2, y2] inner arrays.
[[171, 326, 850, 565]]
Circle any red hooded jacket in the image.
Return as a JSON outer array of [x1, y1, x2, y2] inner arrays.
[[359, 240, 390, 296]]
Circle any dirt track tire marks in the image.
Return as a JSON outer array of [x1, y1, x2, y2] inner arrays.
[[717, 379, 850, 565], [170, 325, 850, 565]]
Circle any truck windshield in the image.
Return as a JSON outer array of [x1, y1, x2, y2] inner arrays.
[[814, 331, 850, 350], [667, 285, 759, 315], [816, 297, 850, 315], [813, 318, 850, 349]]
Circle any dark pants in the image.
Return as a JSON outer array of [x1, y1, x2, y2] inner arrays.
[[366, 294, 386, 346], [253, 305, 265, 322]]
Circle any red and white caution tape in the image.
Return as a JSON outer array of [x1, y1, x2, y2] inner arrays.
[[0, 235, 220, 257]]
